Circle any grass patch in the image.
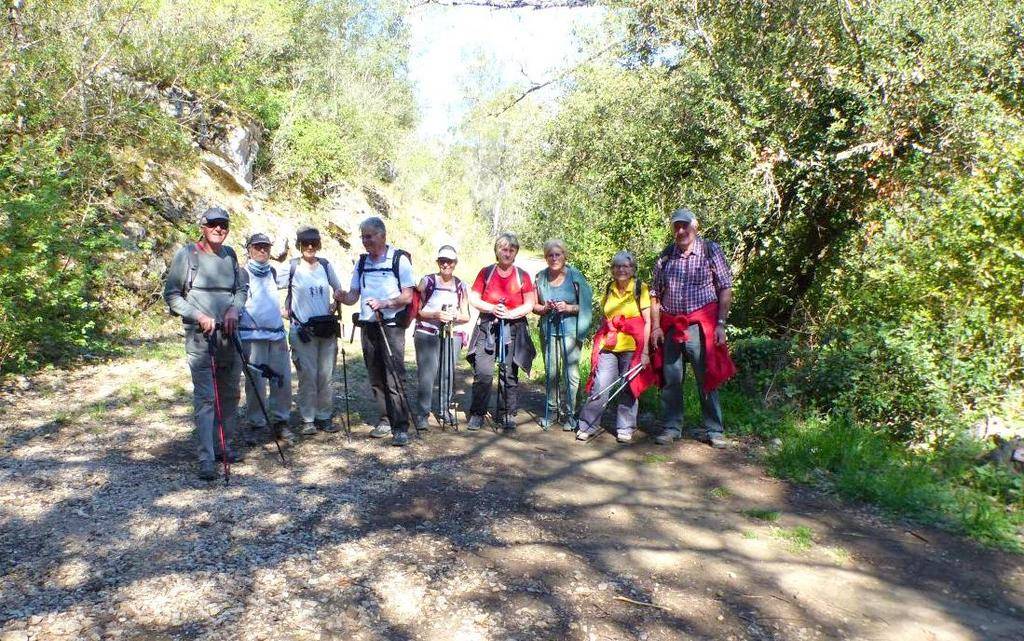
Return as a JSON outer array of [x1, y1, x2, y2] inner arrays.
[[742, 508, 781, 522], [771, 525, 815, 552], [642, 453, 671, 465], [709, 486, 733, 499], [732, 402, 1024, 552]]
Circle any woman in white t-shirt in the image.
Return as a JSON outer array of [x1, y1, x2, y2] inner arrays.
[[413, 245, 470, 430], [280, 226, 345, 435]]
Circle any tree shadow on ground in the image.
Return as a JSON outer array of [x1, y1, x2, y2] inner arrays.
[[1, 338, 1022, 641]]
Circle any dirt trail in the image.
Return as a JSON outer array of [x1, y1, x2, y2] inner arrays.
[[1, 334, 1022, 641]]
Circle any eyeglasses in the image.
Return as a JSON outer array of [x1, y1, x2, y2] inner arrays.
[[203, 221, 229, 230]]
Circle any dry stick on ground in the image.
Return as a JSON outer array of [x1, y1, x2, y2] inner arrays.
[[614, 595, 669, 611]]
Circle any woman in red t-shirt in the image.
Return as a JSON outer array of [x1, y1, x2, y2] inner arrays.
[[466, 233, 537, 432]]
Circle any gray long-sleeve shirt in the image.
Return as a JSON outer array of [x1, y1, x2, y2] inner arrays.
[[163, 243, 249, 325]]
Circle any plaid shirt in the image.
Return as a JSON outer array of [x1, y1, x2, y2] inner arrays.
[[651, 237, 733, 314]]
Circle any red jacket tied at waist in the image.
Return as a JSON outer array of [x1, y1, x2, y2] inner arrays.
[[656, 302, 736, 393], [586, 315, 657, 398]]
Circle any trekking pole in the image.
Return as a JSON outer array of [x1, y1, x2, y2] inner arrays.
[[575, 361, 645, 439], [207, 329, 230, 485], [337, 306, 351, 441], [553, 312, 563, 425], [376, 311, 416, 438], [228, 331, 287, 465], [448, 322, 459, 429], [438, 318, 456, 430], [542, 312, 553, 431], [494, 299, 508, 433], [558, 313, 572, 425]]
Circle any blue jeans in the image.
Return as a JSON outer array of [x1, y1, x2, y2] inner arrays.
[[661, 322, 724, 435]]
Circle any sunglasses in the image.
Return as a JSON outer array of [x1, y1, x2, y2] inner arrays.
[[437, 258, 455, 266], [250, 244, 271, 250], [203, 221, 229, 230]]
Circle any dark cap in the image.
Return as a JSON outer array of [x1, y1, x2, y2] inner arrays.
[[295, 225, 321, 244], [199, 206, 230, 225], [246, 232, 272, 247], [669, 207, 696, 225]]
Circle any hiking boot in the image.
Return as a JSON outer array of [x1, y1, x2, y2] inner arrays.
[[369, 421, 391, 438], [467, 415, 484, 431], [414, 415, 429, 432], [317, 418, 341, 433], [562, 417, 578, 432], [655, 428, 682, 445], [300, 422, 317, 435], [392, 431, 410, 447], [502, 417, 517, 433], [707, 432, 728, 449], [537, 416, 552, 430], [278, 426, 296, 445], [617, 429, 633, 444], [215, 451, 245, 464], [245, 426, 262, 446], [198, 460, 218, 481]]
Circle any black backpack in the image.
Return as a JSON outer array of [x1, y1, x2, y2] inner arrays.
[[356, 248, 414, 327]]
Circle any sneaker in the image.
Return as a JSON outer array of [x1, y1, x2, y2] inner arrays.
[[537, 416, 552, 430], [562, 417, 578, 432], [617, 430, 633, 444], [392, 431, 410, 447], [502, 417, 517, 433], [198, 460, 218, 481], [467, 415, 484, 431], [414, 415, 429, 432], [215, 451, 245, 464], [655, 428, 682, 445], [300, 422, 317, 435], [369, 421, 391, 438], [707, 432, 728, 449], [576, 428, 596, 442]]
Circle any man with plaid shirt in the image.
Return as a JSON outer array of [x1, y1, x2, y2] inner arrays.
[[651, 207, 736, 448]]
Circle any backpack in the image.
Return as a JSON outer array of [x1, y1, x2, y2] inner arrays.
[[285, 257, 331, 320], [411, 274, 465, 328], [173, 242, 239, 316], [356, 248, 414, 327]]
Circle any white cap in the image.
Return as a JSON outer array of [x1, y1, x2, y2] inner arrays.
[[437, 245, 458, 261]]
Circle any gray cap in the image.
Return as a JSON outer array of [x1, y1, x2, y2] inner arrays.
[[669, 207, 696, 224], [246, 232, 272, 247], [295, 225, 321, 244], [199, 206, 230, 225]]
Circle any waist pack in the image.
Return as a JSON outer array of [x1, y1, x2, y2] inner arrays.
[[304, 315, 340, 339]]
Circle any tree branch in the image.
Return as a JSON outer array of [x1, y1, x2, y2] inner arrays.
[[416, 0, 594, 9], [490, 42, 616, 116]]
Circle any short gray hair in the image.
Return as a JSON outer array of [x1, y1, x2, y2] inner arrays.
[[542, 239, 568, 257], [359, 216, 387, 236], [494, 233, 520, 255], [610, 250, 635, 268]]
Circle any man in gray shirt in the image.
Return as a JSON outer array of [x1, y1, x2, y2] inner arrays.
[[163, 206, 249, 480]]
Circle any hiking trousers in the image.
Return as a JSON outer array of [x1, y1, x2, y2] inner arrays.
[[413, 332, 459, 421], [289, 328, 337, 424], [361, 322, 410, 434], [184, 327, 242, 463], [540, 330, 581, 420], [661, 322, 724, 435], [578, 350, 638, 436], [242, 337, 291, 426], [468, 331, 521, 419]]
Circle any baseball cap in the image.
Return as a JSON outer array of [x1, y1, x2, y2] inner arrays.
[[436, 245, 458, 261], [669, 207, 696, 225], [199, 206, 230, 225], [246, 232, 272, 247], [295, 225, 321, 244]]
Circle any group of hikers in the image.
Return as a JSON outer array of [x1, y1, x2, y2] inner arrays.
[[163, 206, 736, 481]]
